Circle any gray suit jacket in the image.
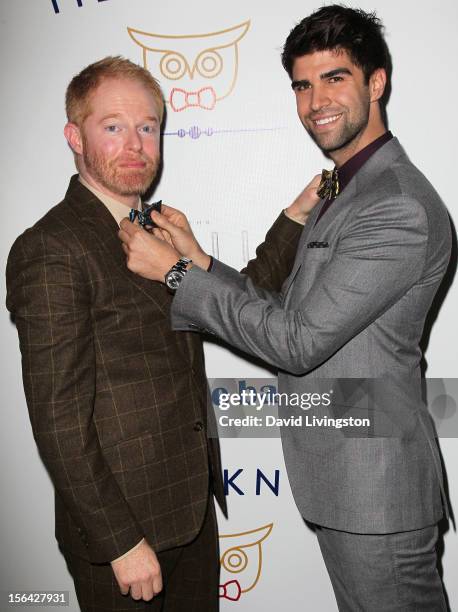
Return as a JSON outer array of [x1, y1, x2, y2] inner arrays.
[[171, 138, 452, 533]]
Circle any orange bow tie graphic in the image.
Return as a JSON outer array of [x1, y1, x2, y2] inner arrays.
[[219, 579, 242, 601], [170, 86, 217, 112]]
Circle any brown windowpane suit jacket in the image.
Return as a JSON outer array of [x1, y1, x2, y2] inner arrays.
[[6, 175, 302, 563]]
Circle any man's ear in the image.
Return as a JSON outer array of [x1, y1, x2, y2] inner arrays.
[[64, 122, 83, 155], [369, 68, 387, 103]]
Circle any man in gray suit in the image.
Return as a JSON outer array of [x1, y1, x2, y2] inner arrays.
[[119, 5, 451, 610]]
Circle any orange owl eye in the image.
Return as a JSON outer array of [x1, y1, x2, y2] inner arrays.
[[160, 52, 188, 80], [221, 547, 248, 573], [195, 50, 223, 78]]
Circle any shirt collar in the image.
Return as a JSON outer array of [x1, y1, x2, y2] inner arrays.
[[78, 175, 141, 226], [337, 131, 393, 193]]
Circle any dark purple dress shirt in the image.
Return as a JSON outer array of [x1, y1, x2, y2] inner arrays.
[[315, 131, 393, 225]]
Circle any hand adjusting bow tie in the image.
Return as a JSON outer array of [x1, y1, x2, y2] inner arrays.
[[317, 168, 340, 200]]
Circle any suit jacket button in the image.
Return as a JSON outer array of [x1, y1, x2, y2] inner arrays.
[[193, 421, 204, 432]]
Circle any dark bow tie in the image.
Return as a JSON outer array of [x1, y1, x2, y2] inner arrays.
[[317, 168, 340, 200], [129, 200, 162, 230]]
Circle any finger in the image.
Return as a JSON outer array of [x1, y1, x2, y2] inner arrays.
[[161, 205, 189, 225], [160, 203, 179, 216], [119, 218, 139, 234], [129, 228, 160, 246], [307, 175, 322, 191], [119, 218, 131, 231], [153, 227, 172, 244], [121, 243, 129, 255], [141, 583, 154, 602], [160, 205, 192, 231], [143, 231, 162, 246], [117, 580, 130, 597], [118, 229, 131, 244], [152, 227, 165, 239], [130, 584, 142, 601], [150, 211, 180, 234], [153, 574, 163, 595]]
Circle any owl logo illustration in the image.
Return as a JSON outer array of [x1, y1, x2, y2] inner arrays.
[[127, 21, 250, 112], [219, 523, 273, 601]]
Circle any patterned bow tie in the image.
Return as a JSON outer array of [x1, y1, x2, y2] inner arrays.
[[129, 200, 162, 230], [170, 86, 217, 112], [317, 168, 340, 200], [219, 579, 242, 601]]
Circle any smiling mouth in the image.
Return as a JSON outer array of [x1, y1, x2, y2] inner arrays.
[[312, 113, 342, 126]]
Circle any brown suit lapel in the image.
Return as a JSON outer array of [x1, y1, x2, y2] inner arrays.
[[64, 175, 171, 318]]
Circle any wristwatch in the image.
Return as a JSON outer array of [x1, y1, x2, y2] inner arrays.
[[164, 257, 192, 292]]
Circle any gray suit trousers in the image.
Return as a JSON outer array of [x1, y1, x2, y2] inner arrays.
[[315, 523, 446, 611]]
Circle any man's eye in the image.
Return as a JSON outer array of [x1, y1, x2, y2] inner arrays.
[[105, 125, 120, 132], [294, 84, 310, 92], [329, 76, 343, 83], [139, 125, 156, 134]]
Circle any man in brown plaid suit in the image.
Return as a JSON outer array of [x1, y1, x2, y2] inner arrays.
[[6, 57, 314, 611]]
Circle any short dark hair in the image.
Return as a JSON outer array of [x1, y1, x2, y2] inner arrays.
[[282, 4, 390, 83]]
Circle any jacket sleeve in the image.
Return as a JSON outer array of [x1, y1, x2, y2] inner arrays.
[[208, 211, 303, 303], [240, 212, 303, 292], [171, 196, 429, 374], [6, 228, 143, 563]]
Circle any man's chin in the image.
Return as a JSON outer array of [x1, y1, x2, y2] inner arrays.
[[116, 183, 152, 197], [113, 173, 157, 197], [309, 130, 361, 156], [307, 129, 342, 153]]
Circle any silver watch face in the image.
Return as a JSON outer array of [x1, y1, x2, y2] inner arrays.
[[165, 270, 183, 290]]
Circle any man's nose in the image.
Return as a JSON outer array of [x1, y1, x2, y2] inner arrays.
[[310, 85, 331, 112], [125, 129, 142, 151]]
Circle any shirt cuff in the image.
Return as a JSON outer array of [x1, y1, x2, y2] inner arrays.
[[283, 208, 306, 226], [111, 538, 145, 564]]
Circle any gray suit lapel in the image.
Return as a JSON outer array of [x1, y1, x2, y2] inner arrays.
[[282, 138, 407, 300], [282, 180, 357, 298], [281, 198, 324, 296]]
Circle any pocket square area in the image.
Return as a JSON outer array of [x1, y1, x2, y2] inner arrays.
[[307, 241, 329, 248]]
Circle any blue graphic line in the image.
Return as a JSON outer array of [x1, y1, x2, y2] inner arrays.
[[51, 0, 82, 12], [162, 126, 287, 140], [214, 127, 287, 134], [52, 0, 107, 13]]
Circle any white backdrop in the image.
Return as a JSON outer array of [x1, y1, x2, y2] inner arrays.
[[1, 1, 457, 610]]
